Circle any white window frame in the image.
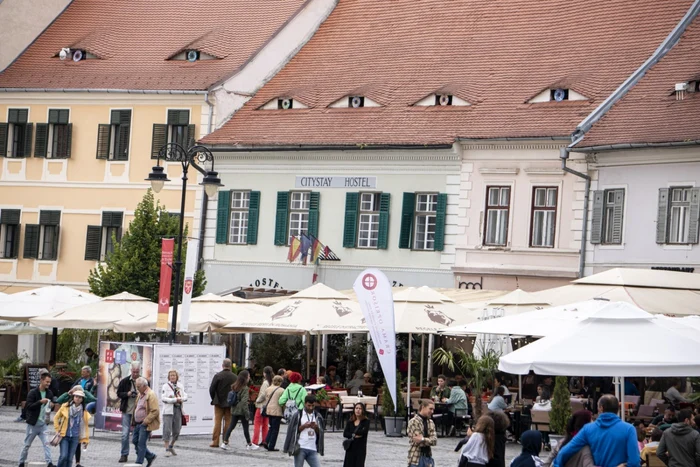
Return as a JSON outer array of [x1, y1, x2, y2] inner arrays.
[[530, 187, 558, 248], [668, 186, 692, 244], [484, 186, 511, 247], [358, 192, 380, 249], [414, 193, 438, 251], [6, 108, 30, 158], [288, 191, 310, 245], [228, 191, 250, 245], [38, 224, 59, 260]]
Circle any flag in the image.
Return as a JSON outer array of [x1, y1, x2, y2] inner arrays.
[[287, 236, 301, 262], [179, 238, 198, 332], [353, 269, 396, 410], [156, 238, 174, 331], [311, 238, 323, 263], [300, 234, 312, 265]]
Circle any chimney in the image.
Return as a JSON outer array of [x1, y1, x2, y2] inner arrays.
[[675, 82, 688, 100]]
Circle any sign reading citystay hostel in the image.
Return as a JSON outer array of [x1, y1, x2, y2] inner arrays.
[[156, 238, 174, 331], [353, 268, 397, 408]]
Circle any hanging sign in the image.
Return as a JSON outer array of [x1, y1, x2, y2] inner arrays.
[[179, 239, 198, 332], [156, 238, 174, 331]]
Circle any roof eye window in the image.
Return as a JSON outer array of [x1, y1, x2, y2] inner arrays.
[[349, 96, 365, 108], [278, 98, 293, 109], [413, 93, 469, 107], [259, 97, 307, 110], [528, 88, 588, 103], [551, 88, 569, 101], [435, 94, 453, 106], [186, 50, 200, 62]]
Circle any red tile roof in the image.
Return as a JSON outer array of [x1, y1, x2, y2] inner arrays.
[[579, 15, 700, 148], [0, 0, 306, 91], [202, 0, 693, 147]]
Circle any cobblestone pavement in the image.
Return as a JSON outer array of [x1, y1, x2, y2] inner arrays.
[[0, 407, 521, 466]]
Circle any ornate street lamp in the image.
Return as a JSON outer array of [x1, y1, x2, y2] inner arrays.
[[146, 142, 223, 343]]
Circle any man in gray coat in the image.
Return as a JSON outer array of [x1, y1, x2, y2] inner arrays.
[[657, 409, 700, 467], [283, 395, 324, 466], [208, 358, 237, 448]]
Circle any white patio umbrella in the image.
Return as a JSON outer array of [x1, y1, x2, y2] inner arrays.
[[0, 286, 99, 322], [30, 292, 156, 330], [0, 320, 59, 335]]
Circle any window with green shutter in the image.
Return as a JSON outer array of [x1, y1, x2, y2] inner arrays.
[[216, 190, 261, 245], [1, 209, 21, 259], [4, 109, 32, 158], [84, 211, 123, 261], [37, 210, 61, 260], [274, 191, 290, 245], [308, 192, 320, 238], [43, 109, 72, 159], [399, 192, 416, 249], [377, 193, 391, 249], [215, 190, 231, 244], [343, 192, 359, 248], [151, 110, 193, 158], [247, 191, 260, 245], [658, 187, 700, 245], [592, 189, 625, 245]]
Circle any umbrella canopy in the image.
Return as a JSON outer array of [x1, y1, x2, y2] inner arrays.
[[393, 286, 482, 333], [30, 292, 156, 330], [499, 302, 700, 376], [0, 286, 100, 322], [440, 299, 611, 337], [223, 283, 366, 334], [115, 293, 266, 333], [573, 267, 700, 290], [0, 320, 59, 335]]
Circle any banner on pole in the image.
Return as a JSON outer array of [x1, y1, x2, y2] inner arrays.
[[156, 238, 174, 331], [179, 239, 198, 332], [353, 268, 397, 409]]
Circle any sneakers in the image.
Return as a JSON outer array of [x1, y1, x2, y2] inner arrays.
[[247, 444, 260, 451], [259, 443, 268, 450], [118, 456, 128, 463], [146, 454, 157, 467], [220, 443, 229, 451], [14, 416, 25, 423], [169, 446, 177, 456], [165, 449, 171, 457]]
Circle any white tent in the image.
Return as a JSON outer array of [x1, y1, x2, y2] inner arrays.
[[441, 299, 611, 337], [0, 286, 100, 322], [499, 301, 700, 376]]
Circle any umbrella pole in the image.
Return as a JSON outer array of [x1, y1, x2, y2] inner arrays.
[[199, 332, 204, 344], [322, 334, 328, 368], [419, 334, 425, 391], [316, 333, 321, 381], [50, 328, 57, 362], [366, 333, 372, 372], [518, 374, 522, 403], [427, 334, 434, 381], [621, 376, 626, 421], [305, 332, 311, 380], [407, 333, 412, 411], [244, 333, 252, 368]]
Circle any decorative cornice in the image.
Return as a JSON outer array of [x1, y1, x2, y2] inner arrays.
[[461, 143, 568, 151], [587, 147, 700, 168], [451, 265, 579, 278], [213, 151, 461, 163], [478, 167, 519, 175], [524, 167, 564, 175], [205, 258, 452, 275]]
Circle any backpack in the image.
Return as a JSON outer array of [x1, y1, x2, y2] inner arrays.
[[227, 389, 238, 407], [283, 387, 301, 422]]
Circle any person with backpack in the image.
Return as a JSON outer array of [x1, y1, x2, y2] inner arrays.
[[279, 372, 307, 422], [221, 370, 258, 451]]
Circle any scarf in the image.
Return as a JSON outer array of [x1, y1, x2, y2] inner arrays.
[[68, 403, 83, 438], [510, 430, 543, 467], [418, 414, 431, 457]]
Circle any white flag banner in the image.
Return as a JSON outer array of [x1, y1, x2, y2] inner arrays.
[[179, 239, 198, 332], [353, 268, 397, 409]]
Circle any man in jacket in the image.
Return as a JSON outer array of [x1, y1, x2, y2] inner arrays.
[[208, 358, 236, 448], [132, 377, 159, 466], [554, 395, 640, 467], [283, 395, 325, 466], [407, 399, 438, 467], [117, 362, 141, 462], [657, 409, 700, 467], [73, 365, 96, 395], [18, 371, 55, 467]]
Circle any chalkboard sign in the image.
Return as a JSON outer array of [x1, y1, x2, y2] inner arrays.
[[24, 364, 47, 392]]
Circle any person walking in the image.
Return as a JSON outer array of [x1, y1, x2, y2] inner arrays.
[[657, 409, 700, 467], [486, 410, 510, 467], [262, 375, 285, 451], [208, 358, 237, 448], [554, 395, 640, 467], [407, 399, 438, 467], [55, 385, 98, 467], [132, 377, 160, 466], [283, 395, 325, 467], [343, 403, 370, 467], [253, 366, 273, 448], [18, 372, 55, 467], [458, 415, 494, 467], [117, 362, 141, 463], [280, 372, 307, 421], [161, 369, 188, 456], [54, 389, 90, 467], [221, 370, 258, 450]]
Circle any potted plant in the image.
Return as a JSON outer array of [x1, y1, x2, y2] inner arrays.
[[549, 375, 571, 445], [382, 378, 407, 437], [315, 388, 330, 407]]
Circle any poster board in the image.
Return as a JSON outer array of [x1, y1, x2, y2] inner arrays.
[[24, 364, 47, 392], [151, 344, 226, 436], [95, 342, 154, 431]]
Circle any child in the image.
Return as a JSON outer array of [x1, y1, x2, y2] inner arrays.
[[510, 430, 544, 467], [458, 415, 495, 467]]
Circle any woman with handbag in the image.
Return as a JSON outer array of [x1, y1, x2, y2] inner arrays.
[[161, 369, 188, 456], [262, 375, 285, 451], [54, 389, 91, 467], [253, 366, 274, 448], [343, 403, 370, 467]]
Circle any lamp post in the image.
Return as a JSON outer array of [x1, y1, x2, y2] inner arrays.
[[146, 142, 223, 344]]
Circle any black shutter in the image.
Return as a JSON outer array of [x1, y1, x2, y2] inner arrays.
[[96, 124, 111, 159], [8, 109, 20, 123], [398, 192, 416, 249], [58, 109, 69, 124], [115, 124, 130, 160], [168, 109, 189, 125], [48, 226, 60, 260], [151, 124, 168, 159], [187, 124, 195, 147], [34, 123, 48, 157], [0, 209, 20, 224], [111, 109, 131, 125], [0, 123, 7, 157], [39, 210, 61, 225], [64, 123, 73, 158], [48, 109, 59, 124], [84, 226, 102, 261], [22, 123, 33, 157], [23, 224, 40, 259], [12, 224, 21, 258]]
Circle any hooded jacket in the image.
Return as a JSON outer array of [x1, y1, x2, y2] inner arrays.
[[657, 422, 700, 467], [511, 430, 543, 467], [554, 412, 640, 467]]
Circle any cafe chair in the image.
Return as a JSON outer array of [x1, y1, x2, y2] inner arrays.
[[645, 452, 665, 467], [453, 408, 471, 437], [530, 410, 551, 434], [629, 404, 655, 423]]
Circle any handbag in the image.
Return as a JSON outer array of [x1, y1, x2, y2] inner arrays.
[[181, 413, 188, 426], [417, 454, 435, 467], [262, 387, 280, 418], [343, 422, 361, 451], [50, 433, 62, 447]]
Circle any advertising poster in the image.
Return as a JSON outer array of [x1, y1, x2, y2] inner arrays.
[[95, 341, 153, 431], [151, 344, 225, 435]]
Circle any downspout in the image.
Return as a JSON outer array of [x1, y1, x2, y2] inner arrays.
[[560, 141, 589, 278], [196, 91, 214, 271]]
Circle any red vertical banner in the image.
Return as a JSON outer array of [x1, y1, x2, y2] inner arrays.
[[156, 238, 174, 331]]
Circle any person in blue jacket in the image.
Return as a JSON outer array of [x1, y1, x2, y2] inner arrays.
[[554, 395, 640, 467]]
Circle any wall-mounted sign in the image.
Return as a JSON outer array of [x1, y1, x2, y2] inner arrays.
[[249, 277, 283, 289], [295, 176, 377, 189]]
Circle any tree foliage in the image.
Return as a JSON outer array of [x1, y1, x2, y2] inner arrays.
[[250, 334, 303, 372], [382, 375, 407, 417], [88, 190, 206, 302], [550, 375, 572, 435]]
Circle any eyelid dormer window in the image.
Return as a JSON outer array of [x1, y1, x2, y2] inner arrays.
[[259, 98, 308, 110], [413, 93, 470, 107], [329, 95, 381, 108], [528, 88, 588, 103]]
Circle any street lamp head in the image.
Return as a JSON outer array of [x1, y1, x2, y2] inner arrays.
[[201, 170, 223, 198], [145, 165, 170, 193]]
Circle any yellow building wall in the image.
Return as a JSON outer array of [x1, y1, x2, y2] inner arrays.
[[0, 93, 206, 292]]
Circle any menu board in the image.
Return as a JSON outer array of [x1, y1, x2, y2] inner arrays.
[[151, 344, 225, 436], [25, 365, 46, 391]]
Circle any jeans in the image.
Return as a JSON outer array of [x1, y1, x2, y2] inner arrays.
[[58, 436, 80, 467], [18, 422, 52, 464], [224, 415, 250, 444], [252, 408, 269, 445], [121, 413, 133, 456], [265, 416, 282, 449], [132, 424, 155, 465], [294, 448, 321, 467]]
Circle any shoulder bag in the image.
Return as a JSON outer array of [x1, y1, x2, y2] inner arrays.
[[342, 422, 361, 451], [168, 383, 187, 426], [262, 387, 280, 418]]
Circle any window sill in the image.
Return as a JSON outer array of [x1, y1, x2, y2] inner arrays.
[[596, 244, 625, 250], [0, 257, 18, 262], [662, 244, 694, 251]]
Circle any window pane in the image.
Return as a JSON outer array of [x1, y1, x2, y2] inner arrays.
[[415, 216, 426, 249], [288, 212, 309, 243], [229, 211, 248, 244], [358, 213, 379, 248], [42, 225, 56, 259], [546, 188, 557, 207], [532, 211, 544, 246], [360, 193, 375, 212], [488, 188, 499, 206], [544, 211, 555, 246], [500, 188, 510, 206], [426, 194, 437, 212], [291, 192, 310, 210], [486, 209, 507, 245], [603, 206, 615, 243], [534, 188, 546, 207], [3, 224, 15, 258], [231, 191, 250, 209]]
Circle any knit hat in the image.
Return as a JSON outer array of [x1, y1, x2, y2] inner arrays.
[[72, 389, 86, 398]]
